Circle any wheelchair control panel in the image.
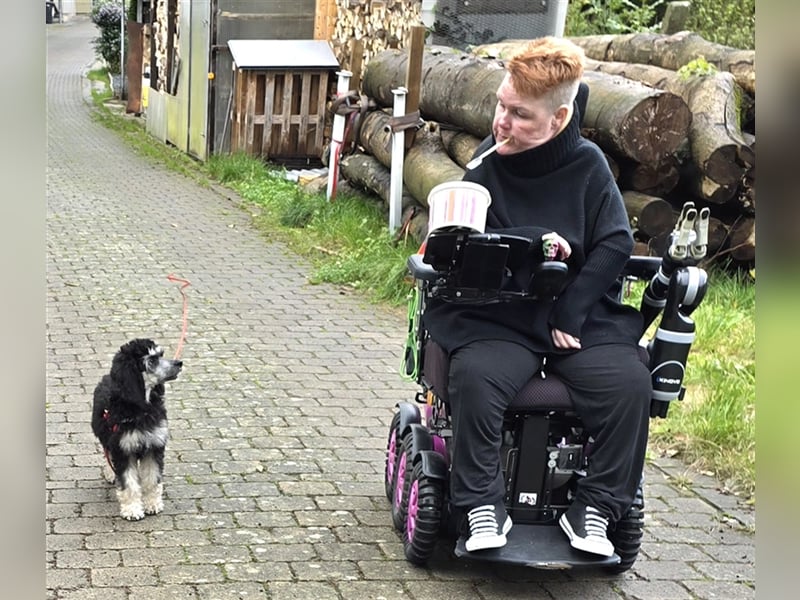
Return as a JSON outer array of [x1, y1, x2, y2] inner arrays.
[[408, 230, 569, 303]]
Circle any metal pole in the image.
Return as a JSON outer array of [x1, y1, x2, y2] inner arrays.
[[120, 0, 126, 98], [388, 87, 407, 234], [326, 70, 353, 202], [58, 0, 63, 24]]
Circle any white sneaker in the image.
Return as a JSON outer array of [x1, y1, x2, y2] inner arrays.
[[464, 503, 513, 552]]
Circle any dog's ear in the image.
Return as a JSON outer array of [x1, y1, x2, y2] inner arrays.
[[110, 342, 146, 402]]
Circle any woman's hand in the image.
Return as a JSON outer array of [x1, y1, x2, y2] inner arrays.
[[551, 327, 581, 350], [541, 232, 572, 260]]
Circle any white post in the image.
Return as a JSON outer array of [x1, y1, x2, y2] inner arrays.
[[388, 87, 407, 234], [326, 70, 353, 201]]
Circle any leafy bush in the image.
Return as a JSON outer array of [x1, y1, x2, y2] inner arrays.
[[91, 1, 124, 74], [686, 0, 755, 49], [565, 0, 664, 36], [564, 0, 755, 50]]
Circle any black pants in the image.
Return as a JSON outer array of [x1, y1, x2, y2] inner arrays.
[[447, 339, 651, 522]]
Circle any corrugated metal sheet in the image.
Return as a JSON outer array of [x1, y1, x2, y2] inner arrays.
[[227, 40, 339, 69]]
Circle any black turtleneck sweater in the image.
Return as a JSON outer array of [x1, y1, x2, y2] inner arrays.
[[422, 109, 643, 354]]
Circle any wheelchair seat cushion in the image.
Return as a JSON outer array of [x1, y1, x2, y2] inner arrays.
[[422, 340, 575, 412]]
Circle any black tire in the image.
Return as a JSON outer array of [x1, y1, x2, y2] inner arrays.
[[384, 412, 402, 501], [403, 460, 445, 566], [391, 434, 415, 532], [605, 481, 645, 574]]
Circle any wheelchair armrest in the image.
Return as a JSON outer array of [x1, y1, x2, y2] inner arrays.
[[529, 260, 569, 299], [407, 254, 441, 282], [623, 255, 662, 280]]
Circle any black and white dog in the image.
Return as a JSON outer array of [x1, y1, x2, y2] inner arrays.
[[91, 339, 182, 520]]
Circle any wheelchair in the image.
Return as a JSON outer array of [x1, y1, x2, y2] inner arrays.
[[384, 200, 709, 572]]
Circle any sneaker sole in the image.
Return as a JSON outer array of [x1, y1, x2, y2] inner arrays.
[[502, 515, 512, 535], [465, 516, 513, 552], [465, 533, 507, 552], [559, 514, 615, 557]]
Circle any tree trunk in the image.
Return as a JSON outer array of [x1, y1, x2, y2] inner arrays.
[[440, 129, 482, 169], [666, 71, 753, 203], [728, 217, 755, 262], [580, 70, 691, 164], [583, 59, 753, 203], [362, 46, 504, 138], [568, 31, 755, 96], [355, 109, 466, 207], [623, 191, 676, 238], [619, 156, 681, 197], [356, 109, 394, 167], [403, 124, 467, 206], [363, 47, 691, 164]]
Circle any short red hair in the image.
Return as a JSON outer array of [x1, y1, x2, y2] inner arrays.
[[506, 36, 585, 110]]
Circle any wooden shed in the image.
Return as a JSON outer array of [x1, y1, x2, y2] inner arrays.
[[228, 39, 340, 164]]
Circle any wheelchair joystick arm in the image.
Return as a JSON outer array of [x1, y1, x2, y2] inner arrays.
[[646, 264, 708, 418], [640, 202, 710, 332]]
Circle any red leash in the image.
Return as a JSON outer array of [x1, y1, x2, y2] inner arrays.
[[167, 274, 191, 359]]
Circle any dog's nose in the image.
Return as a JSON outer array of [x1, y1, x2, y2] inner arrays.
[[175, 360, 183, 368]]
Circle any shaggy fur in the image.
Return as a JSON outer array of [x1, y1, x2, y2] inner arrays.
[[91, 339, 182, 520]]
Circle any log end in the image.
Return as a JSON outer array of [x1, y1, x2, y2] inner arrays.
[[622, 94, 692, 163]]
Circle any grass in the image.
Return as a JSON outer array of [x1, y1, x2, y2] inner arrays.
[[623, 268, 755, 503], [85, 67, 756, 504]]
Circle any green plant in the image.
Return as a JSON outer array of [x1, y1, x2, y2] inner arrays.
[[565, 0, 755, 50], [677, 56, 719, 78], [648, 268, 755, 501], [565, 0, 664, 36], [687, 0, 755, 50], [91, 1, 125, 73]]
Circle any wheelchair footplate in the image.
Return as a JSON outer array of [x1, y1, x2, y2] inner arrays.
[[454, 524, 621, 569]]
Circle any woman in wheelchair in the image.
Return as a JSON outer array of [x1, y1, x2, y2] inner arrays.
[[421, 37, 652, 557]]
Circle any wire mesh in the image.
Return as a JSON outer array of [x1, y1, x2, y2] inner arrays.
[[430, 0, 568, 50]]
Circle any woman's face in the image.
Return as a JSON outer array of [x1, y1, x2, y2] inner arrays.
[[492, 73, 564, 154]]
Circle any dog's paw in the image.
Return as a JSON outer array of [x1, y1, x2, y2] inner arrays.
[[143, 498, 164, 515], [101, 463, 116, 484], [120, 505, 145, 521]]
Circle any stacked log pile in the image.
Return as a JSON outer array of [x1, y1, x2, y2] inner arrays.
[[331, 0, 422, 71], [334, 32, 756, 267]]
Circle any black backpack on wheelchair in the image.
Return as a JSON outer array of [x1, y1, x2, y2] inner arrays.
[[384, 202, 709, 572]]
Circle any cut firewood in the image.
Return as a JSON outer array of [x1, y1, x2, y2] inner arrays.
[[403, 124, 467, 206], [363, 47, 691, 164], [623, 191, 676, 239], [580, 71, 691, 164], [567, 31, 755, 96], [727, 216, 755, 262], [363, 46, 504, 138], [440, 129, 482, 169], [619, 156, 681, 197], [583, 58, 752, 203], [355, 109, 465, 206]]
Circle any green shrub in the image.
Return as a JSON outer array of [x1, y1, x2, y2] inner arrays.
[[686, 0, 755, 49], [565, 0, 755, 50], [91, 1, 125, 73], [565, 0, 664, 36]]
